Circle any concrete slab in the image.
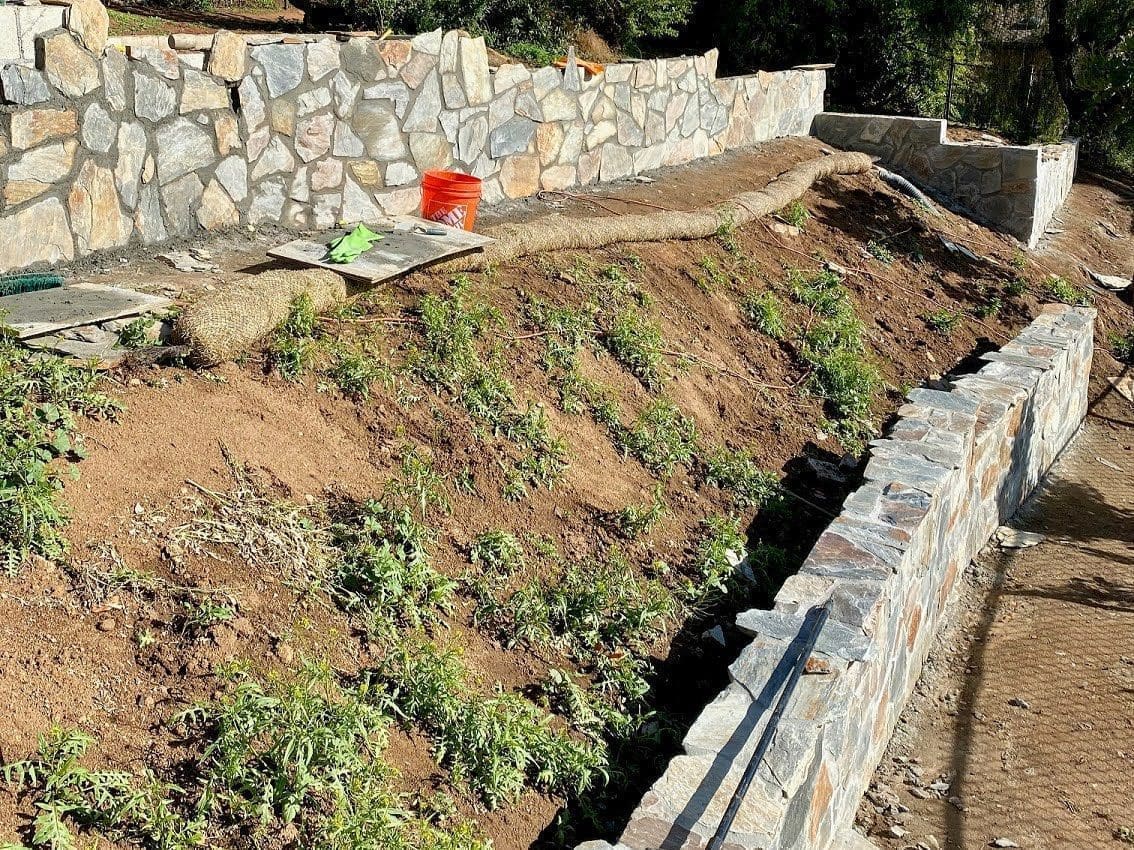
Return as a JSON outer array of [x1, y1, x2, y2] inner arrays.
[[0, 282, 172, 339]]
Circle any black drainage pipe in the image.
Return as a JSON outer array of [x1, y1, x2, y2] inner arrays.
[[706, 603, 831, 850]]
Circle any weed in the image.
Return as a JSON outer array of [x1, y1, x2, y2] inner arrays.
[[973, 296, 1003, 319], [741, 291, 787, 340], [924, 309, 961, 335], [608, 486, 667, 538], [683, 515, 749, 606], [694, 256, 729, 293], [0, 336, 119, 572], [378, 640, 606, 809], [269, 293, 318, 380], [702, 447, 780, 509], [603, 307, 665, 390], [541, 668, 638, 740], [330, 498, 456, 633], [621, 398, 698, 476], [501, 402, 569, 494], [715, 214, 741, 254], [383, 446, 451, 519], [177, 663, 492, 849], [470, 530, 525, 576], [116, 317, 154, 350], [1005, 276, 1029, 298], [1044, 275, 1089, 306], [3, 727, 205, 850], [326, 345, 384, 399], [789, 269, 880, 451], [778, 201, 810, 229], [866, 240, 895, 264], [1010, 249, 1027, 271], [1110, 330, 1134, 364]]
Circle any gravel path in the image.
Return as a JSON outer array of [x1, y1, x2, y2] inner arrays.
[[859, 384, 1134, 850]]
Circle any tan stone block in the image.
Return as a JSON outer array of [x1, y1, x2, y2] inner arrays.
[[270, 99, 296, 136], [536, 122, 563, 167], [208, 30, 247, 81], [68, 160, 130, 253], [499, 154, 539, 198], [0, 198, 74, 272], [66, 0, 109, 55], [40, 31, 101, 98], [197, 179, 240, 229], [349, 160, 382, 187], [540, 164, 576, 192], [10, 107, 78, 150], [378, 39, 412, 68], [214, 114, 240, 156]]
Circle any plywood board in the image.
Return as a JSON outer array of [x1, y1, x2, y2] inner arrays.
[[268, 216, 494, 284], [0, 283, 172, 340]]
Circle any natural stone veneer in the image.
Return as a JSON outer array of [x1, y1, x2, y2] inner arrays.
[[583, 305, 1094, 850], [0, 18, 825, 274], [812, 113, 1077, 248]]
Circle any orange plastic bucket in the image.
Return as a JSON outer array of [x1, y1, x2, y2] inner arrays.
[[420, 170, 483, 231]]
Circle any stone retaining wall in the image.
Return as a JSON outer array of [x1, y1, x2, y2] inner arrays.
[[812, 113, 1077, 248], [584, 304, 1094, 850], [0, 13, 825, 274]]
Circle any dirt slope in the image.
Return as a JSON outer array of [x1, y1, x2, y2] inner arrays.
[[1, 138, 1131, 850]]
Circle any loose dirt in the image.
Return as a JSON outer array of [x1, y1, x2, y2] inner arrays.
[[2, 137, 1131, 850]]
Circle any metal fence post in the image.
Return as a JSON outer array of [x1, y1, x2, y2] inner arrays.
[[944, 54, 956, 121]]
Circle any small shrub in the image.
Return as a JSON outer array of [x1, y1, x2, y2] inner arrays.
[[116, 317, 154, 349], [974, 296, 1003, 319], [609, 486, 667, 538], [866, 240, 895, 264], [742, 291, 787, 340], [621, 398, 698, 476], [694, 256, 729, 293], [1044, 275, 1089, 306], [683, 515, 749, 605], [470, 530, 525, 575], [925, 309, 961, 335], [378, 640, 606, 809], [778, 201, 810, 229], [715, 215, 741, 254], [1110, 330, 1134, 364], [1005, 276, 1029, 298], [702, 447, 780, 509], [603, 306, 665, 390]]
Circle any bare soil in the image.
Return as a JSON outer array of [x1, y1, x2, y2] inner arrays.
[[2, 137, 1131, 850]]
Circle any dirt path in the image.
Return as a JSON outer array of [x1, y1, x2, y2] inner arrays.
[[860, 385, 1134, 850]]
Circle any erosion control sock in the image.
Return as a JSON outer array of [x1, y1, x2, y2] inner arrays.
[[0, 274, 64, 298]]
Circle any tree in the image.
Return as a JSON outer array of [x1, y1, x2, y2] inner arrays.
[[1046, 0, 1133, 167]]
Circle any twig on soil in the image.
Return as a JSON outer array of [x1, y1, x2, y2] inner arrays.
[[653, 346, 808, 391]]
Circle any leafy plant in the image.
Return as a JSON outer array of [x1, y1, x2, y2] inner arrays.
[[269, 293, 318, 380], [866, 240, 895, 264], [0, 334, 119, 572], [1110, 329, 1134, 364], [694, 256, 729, 293], [608, 486, 667, 538], [924, 309, 961, 335], [1005, 276, 1029, 298], [702, 447, 781, 509], [470, 530, 525, 576], [778, 201, 811, 229], [1044, 275, 1089, 306], [741, 290, 787, 340], [377, 640, 606, 809], [116, 317, 155, 350], [327, 346, 384, 399], [620, 398, 698, 476], [3, 727, 205, 850], [603, 307, 665, 390], [683, 515, 749, 606]]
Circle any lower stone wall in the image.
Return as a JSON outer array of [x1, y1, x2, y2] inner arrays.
[[0, 22, 825, 275], [812, 113, 1077, 248], [584, 304, 1094, 850]]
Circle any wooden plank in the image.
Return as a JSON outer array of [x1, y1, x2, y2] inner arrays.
[[0, 282, 172, 340], [267, 216, 494, 284]]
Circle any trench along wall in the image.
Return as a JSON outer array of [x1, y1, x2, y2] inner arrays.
[[812, 113, 1077, 248], [580, 304, 1094, 850], [0, 8, 825, 275]]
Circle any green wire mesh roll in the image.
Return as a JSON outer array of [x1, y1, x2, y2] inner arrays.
[[0, 274, 64, 298]]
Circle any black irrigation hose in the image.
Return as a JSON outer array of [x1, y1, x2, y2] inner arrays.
[[706, 603, 831, 850]]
